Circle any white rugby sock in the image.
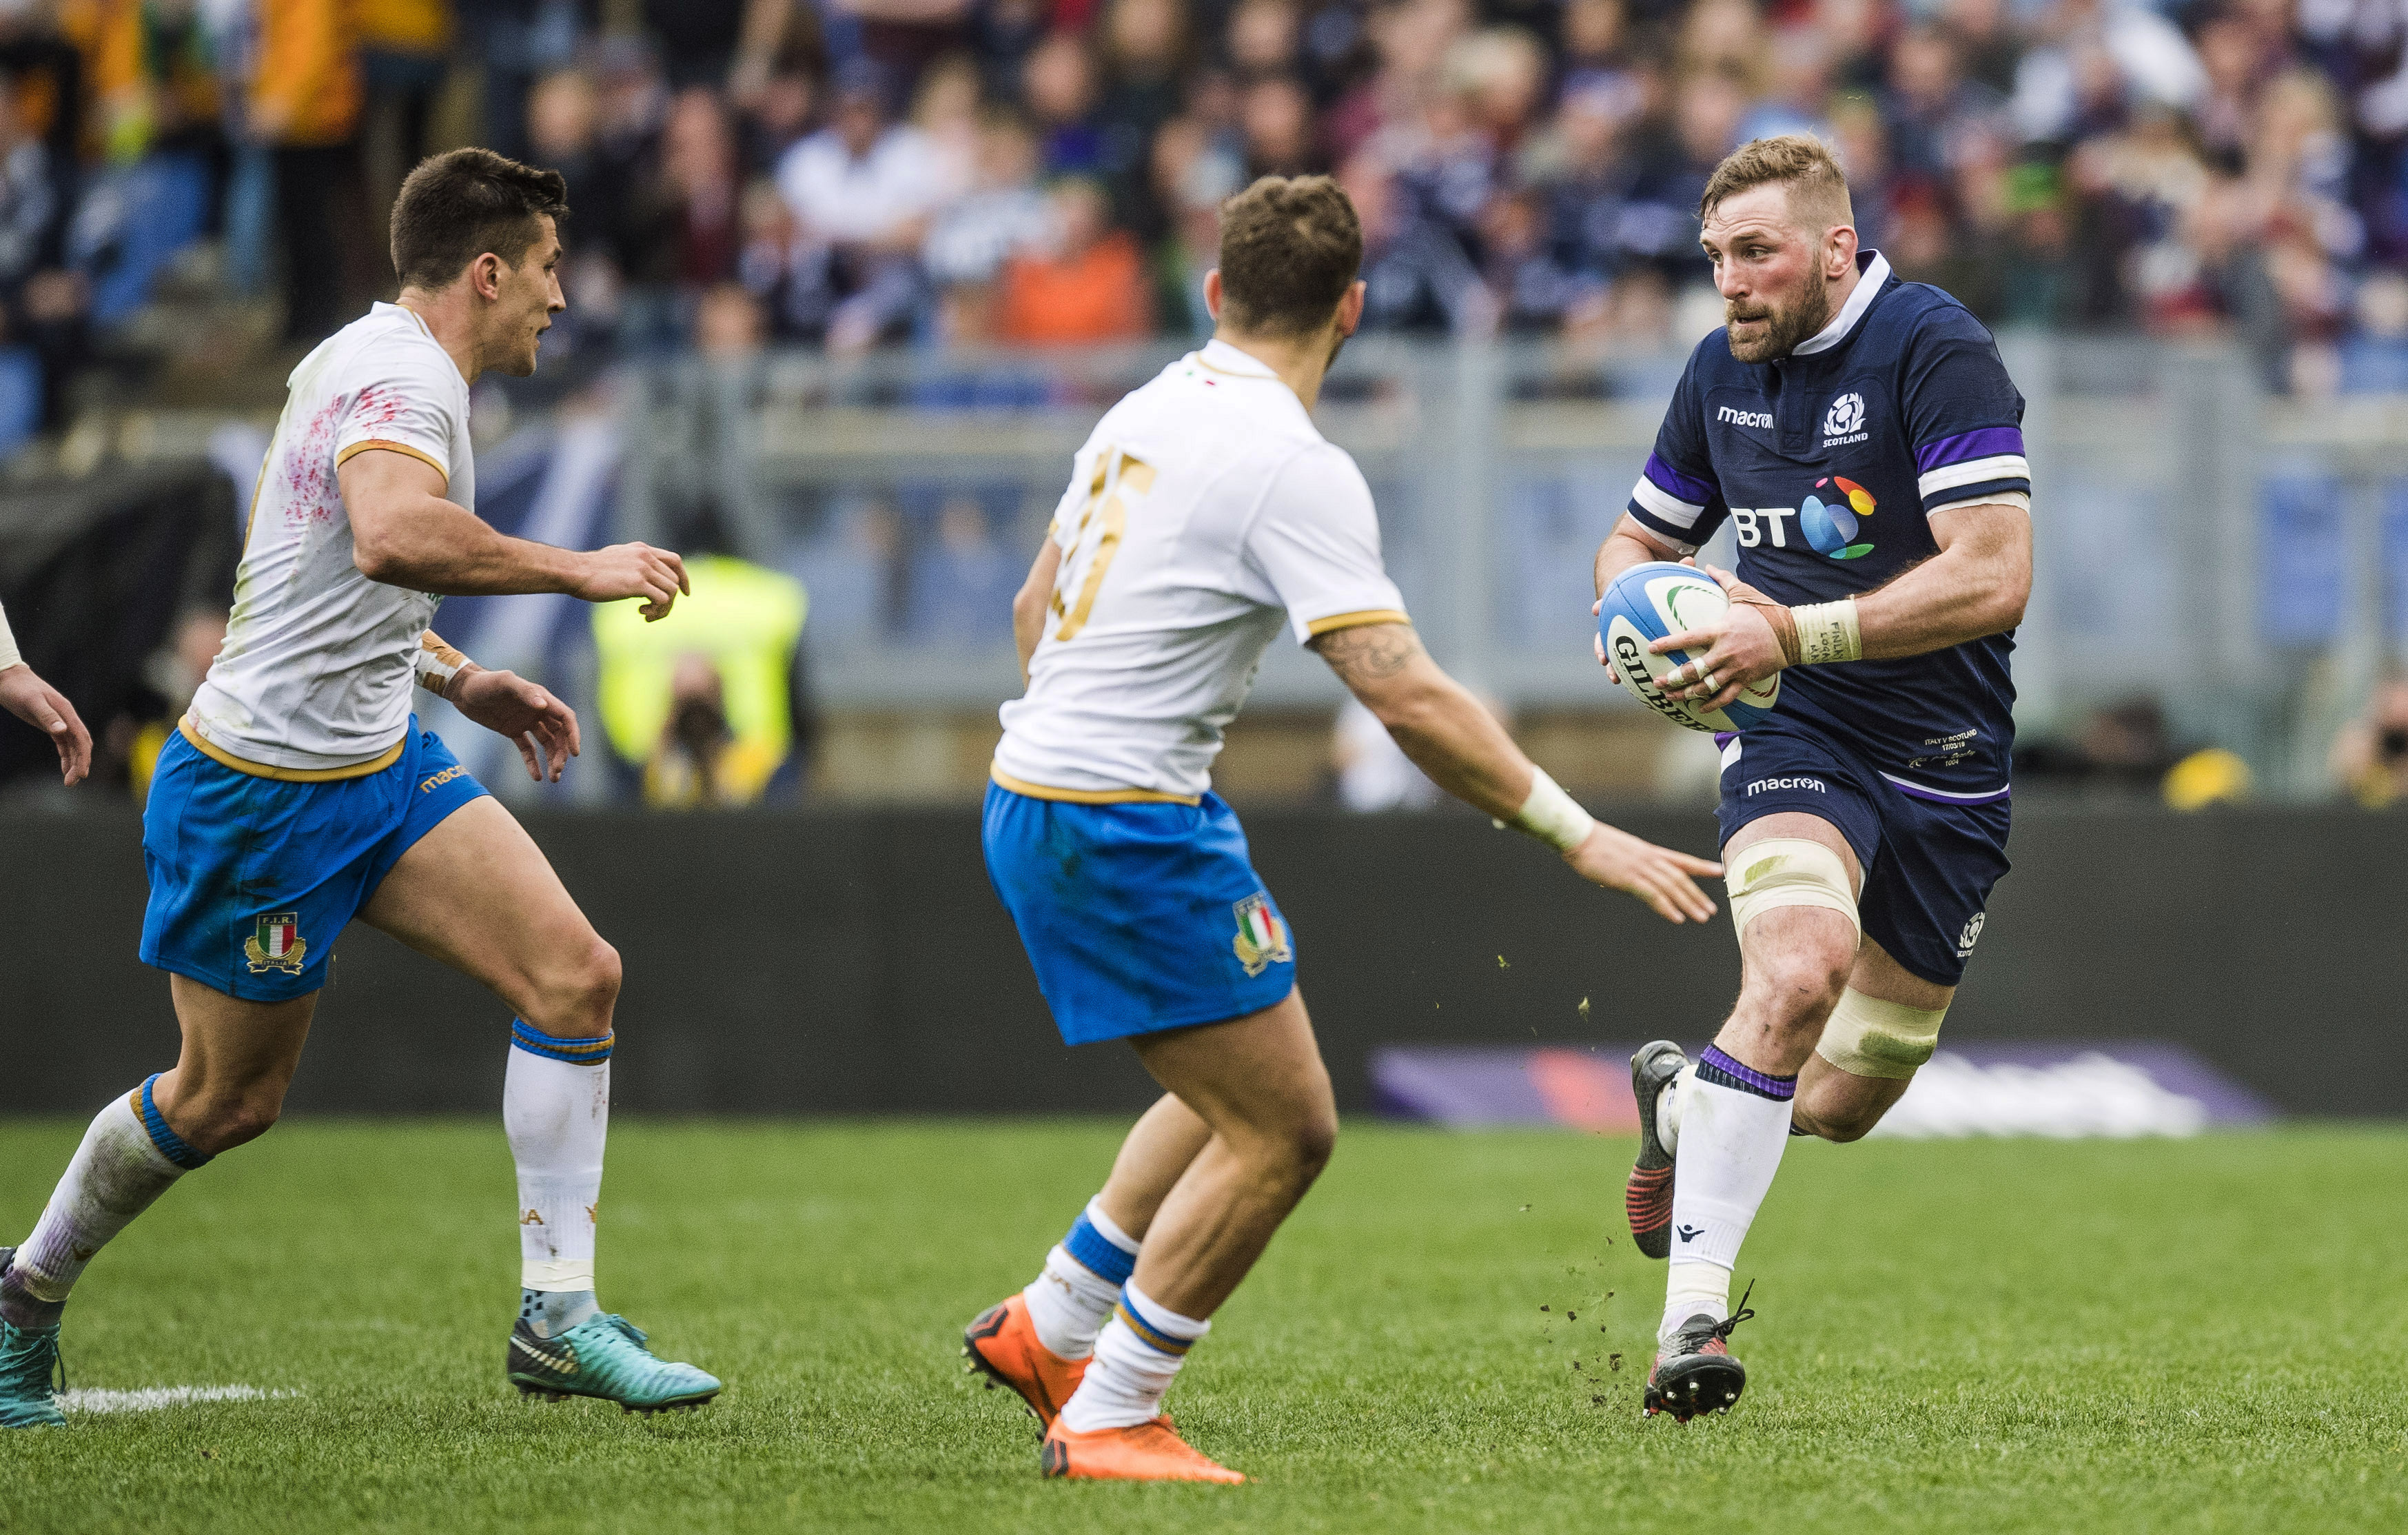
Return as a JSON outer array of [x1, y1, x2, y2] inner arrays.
[[1661, 1046, 1794, 1340], [1023, 1198, 1139, 1360], [1656, 1061, 1697, 1155], [504, 1021, 610, 1324], [1058, 1281, 1208, 1433], [1662, 1261, 1731, 1336], [8, 1079, 202, 1317]]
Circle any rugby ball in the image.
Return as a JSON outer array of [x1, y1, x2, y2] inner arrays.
[[1598, 562, 1779, 733]]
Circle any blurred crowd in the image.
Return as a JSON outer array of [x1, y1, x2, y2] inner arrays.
[[0, 0, 2407, 425]]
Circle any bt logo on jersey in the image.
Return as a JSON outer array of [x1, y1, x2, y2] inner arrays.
[[1728, 476, 1877, 559]]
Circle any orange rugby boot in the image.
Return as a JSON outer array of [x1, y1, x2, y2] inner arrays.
[[1039, 1414, 1246, 1483], [963, 1294, 1087, 1429]]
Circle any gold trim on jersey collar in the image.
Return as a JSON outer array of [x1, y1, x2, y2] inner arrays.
[[178, 716, 405, 782], [1190, 354, 1280, 380], [990, 766, 1202, 806]]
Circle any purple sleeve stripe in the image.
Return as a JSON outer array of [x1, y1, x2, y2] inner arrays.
[[1643, 453, 1716, 507], [1914, 427, 2025, 473], [1697, 1044, 1797, 1101]]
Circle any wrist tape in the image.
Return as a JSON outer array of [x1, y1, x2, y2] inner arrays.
[[1790, 599, 1862, 665], [1504, 766, 1596, 853], [0, 600, 17, 671], [414, 632, 470, 698]]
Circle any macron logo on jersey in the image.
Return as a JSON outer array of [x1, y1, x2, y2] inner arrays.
[[1717, 405, 1773, 429]]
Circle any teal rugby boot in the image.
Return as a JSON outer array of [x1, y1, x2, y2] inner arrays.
[[0, 1250, 67, 1429], [508, 1312, 720, 1415]]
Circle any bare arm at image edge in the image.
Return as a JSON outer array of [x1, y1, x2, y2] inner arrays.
[[0, 598, 94, 786]]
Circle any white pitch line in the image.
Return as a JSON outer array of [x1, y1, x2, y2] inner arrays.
[[59, 1385, 300, 1414]]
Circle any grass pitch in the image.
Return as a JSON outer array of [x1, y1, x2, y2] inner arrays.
[[1, 1119, 2402, 1533]]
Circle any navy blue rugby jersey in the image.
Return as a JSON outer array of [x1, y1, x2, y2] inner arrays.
[[1624, 251, 2028, 804]]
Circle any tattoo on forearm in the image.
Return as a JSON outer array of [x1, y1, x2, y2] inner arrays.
[[1312, 622, 1423, 684]]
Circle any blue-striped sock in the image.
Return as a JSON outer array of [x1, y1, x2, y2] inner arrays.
[[5, 1081, 195, 1325], [1024, 1199, 1139, 1359], [1059, 1281, 1210, 1432]]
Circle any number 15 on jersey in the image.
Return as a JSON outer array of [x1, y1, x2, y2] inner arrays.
[[1050, 446, 1156, 641]]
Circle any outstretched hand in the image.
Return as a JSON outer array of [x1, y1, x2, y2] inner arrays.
[[0, 662, 91, 785], [451, 667, 580, 782], [574, 542, 690, 621], [1562, 822, 1722, 923]]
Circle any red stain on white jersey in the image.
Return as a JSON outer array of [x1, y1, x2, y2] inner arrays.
[[283, 385, 416, 527]]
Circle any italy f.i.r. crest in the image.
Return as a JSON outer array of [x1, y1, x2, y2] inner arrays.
[[1231, 892, 1292, 977], [245, 911, 307, 975]]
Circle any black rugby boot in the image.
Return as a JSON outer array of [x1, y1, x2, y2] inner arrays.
[[1642, 1283, 1757, 1423], [1625, 1041, 1687, 1259]]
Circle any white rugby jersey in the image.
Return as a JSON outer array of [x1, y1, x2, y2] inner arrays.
[[992, 339, 1409, 802], [184, 303, 473, 777]]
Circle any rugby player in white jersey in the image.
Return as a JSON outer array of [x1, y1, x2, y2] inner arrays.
[[962, 175, 1725, 1482], [0, 149, 718, 1428]]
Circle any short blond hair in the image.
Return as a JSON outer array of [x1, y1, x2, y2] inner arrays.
[[1698, 134, 1853, 232]]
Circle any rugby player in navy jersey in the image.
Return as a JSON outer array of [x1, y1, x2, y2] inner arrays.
[[1589, 135, 2034, 1420]]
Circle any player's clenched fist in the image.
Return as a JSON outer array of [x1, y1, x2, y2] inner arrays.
[[574, 542, 690, 621], [1561, 822, 1723, 924]]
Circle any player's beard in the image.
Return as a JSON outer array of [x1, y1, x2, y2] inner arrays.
[[1725, 274, 1834, 363]]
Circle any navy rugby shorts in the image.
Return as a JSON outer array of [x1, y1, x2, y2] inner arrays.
[[1715, 715, 2010, 987], [983, 780, 1298, 1046], [140, 717, 489, 1001]]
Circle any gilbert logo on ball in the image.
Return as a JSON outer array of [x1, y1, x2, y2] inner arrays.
[[1598, 562, 1780, 733]]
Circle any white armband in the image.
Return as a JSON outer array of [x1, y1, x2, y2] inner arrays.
[[1500, 766, 1596, 853], [414, 632, 470, 698], [1790, 599, 1861, 665], [0, 600, 18, 672]]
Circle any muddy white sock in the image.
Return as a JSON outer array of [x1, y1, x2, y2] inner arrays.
[[1058, 1281, 1208, 1432], [1662, 1045, 1793, 1340], [520, 1286, 600, 1339], [5, 1078, 201, 1325], [504, 1021, 610, 1313], [1023, 1199, 1137, 1360]]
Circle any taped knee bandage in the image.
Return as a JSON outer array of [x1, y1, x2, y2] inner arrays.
[[1816, 988, 1946, 1079], [1725, 839, 1859, 944]]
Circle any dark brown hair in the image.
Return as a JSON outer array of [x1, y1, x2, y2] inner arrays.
[[1698, 134, 1853, 230], [1216, 175, 1363, 336], [389, 148, 570, 291]]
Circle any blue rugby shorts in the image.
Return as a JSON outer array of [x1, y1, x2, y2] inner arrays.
[[139, 718, 490, 1001], [982, 780, 1298, 1046], [1715, 715, 2010, 988]]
